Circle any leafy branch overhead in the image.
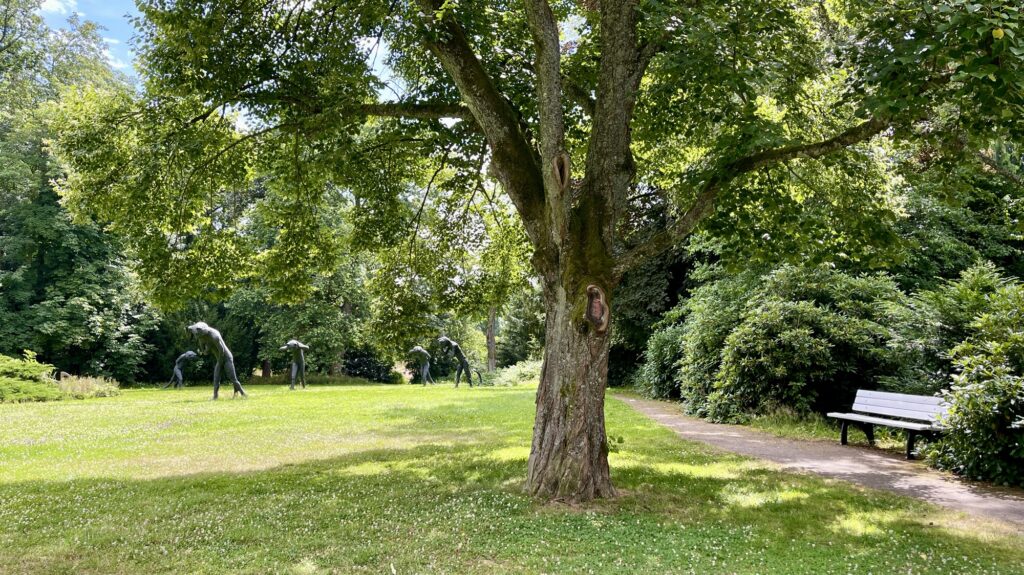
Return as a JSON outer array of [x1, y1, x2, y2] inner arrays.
[[52, 0, 1024, 301]]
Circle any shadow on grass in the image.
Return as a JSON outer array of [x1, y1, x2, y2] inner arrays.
[[1, 435, 1022, 574]]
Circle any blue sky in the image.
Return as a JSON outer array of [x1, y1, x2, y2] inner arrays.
[[39, 0, 140, 75]]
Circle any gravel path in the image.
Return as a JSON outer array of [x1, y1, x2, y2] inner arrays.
[[616, 394, 1024, 527]]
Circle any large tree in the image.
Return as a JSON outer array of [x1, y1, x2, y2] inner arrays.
[[54, 0, 1023, 500]]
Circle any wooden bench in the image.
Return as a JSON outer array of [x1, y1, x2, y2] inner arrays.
[[827, 389, 948, 460]]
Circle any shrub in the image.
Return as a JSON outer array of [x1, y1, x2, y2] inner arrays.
[[707, 266, 905, 420], [0, 352, 61, 403], [633, 323, 687, 399], [0, 376, 63, 403], [0, 351, 54, 381], [341, 345, 400, 383], [883, 262, 1010, 395], [632, 266, 760, 407], [677, 268, 762, 415], [58, 375, 121, 399], [927, 357, 1024, 486], [925, 280, 1024, 486], [486, 359, 543, 387]]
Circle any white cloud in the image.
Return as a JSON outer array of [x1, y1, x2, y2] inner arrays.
[[103, 37, 121, 45], [39, 0, 78, 15], [104, 49, 129, 70]]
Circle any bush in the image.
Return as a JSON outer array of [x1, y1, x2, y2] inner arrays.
[[632, 266, 760, 407], [632, 323, 686, 399], [486, 359, 543, 387], [0, 376, 63, 403], [705, 266, 905, 420], [0, 351, 54, 381], [0, 352, 61, 403], [883, 262, 1010, 395], [58, 375, 121, 399], [341, 345, 400, 383], [924, 280, 1024, 486], [677, 269, 761, 415]]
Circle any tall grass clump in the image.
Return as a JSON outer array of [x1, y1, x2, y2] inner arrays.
[[58, 375, 121, 399]]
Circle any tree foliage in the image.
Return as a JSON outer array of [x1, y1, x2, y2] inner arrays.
[[0, 4, 158, 381]]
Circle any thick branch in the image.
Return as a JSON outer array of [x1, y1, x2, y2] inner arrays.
[[582, 0, 645, 248], [731, 116, 888, 172], [524, 0, 566, 160], [417, 0, 549, 258], [613, 116, 890, 275], [524, 0, 569, 254], [977, 151, 1024, 188]]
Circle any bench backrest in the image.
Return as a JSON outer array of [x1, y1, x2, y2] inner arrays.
[[852, 389, 948, 423]]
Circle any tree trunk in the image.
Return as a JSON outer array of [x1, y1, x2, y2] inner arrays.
[[261, 359, 272, 378], [526, 260, 617, 501], [486, 306, 497, 372]]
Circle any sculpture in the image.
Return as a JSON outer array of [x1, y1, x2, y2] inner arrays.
[[409, 345, 434, 385], [437, 336, 482, 388], [161, 350, 198, 389], [186, 321, 247, 399], [279, 339, 310, 390]]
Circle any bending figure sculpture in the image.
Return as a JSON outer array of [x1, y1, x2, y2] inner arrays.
[[280, 339, 310, 390], [162, 350, 198, 389], [187, 321, 247, 399], [409, 345, 434, 385], [437, 336, 482, 388]]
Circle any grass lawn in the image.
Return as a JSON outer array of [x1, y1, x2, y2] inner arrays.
[[1, 383, 1022, 574], [747, 409, 911, 452]]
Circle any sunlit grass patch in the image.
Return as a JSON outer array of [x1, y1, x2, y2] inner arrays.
[[0, 382, 1021, 574], [720, 484, 812, 508]]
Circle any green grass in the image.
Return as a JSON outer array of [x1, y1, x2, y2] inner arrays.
[[748, 409, 913, 452], [1, 383, 1021, 574]]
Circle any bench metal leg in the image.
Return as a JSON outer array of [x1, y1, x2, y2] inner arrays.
[[840, 421, 849, 445], [857, 423, 875, 446], [906, 431, 918, 460]]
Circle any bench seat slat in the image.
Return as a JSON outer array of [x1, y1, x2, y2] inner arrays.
[[850, 390, 949, 423], [856, 389, 945, 406], [853, 396, 945, 413], [851, 403, 945, 422], [826, 412, 941, 431]]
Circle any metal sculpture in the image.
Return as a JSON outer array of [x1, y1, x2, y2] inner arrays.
[[437, 336, 482, 388], [187, 322, 247, 399], [409, 345, 434, 385], [280, 339, 310, 390], [162, 350, 198, 389]]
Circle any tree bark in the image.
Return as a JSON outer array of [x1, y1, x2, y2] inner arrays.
[[261, 359, 272, 378], [486, 306, 497, 372], [527, 267, 617, 501]]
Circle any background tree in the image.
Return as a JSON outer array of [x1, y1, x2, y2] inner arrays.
[[52, 0, 1024, 501], [0, 4, 158, 382]]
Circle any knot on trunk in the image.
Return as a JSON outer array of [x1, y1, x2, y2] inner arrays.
[[585, 284, 609, 334], [552, 151, 571, 193]]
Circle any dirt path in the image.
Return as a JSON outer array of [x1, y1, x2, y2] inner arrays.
[[615, 394, 1024, 527]]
